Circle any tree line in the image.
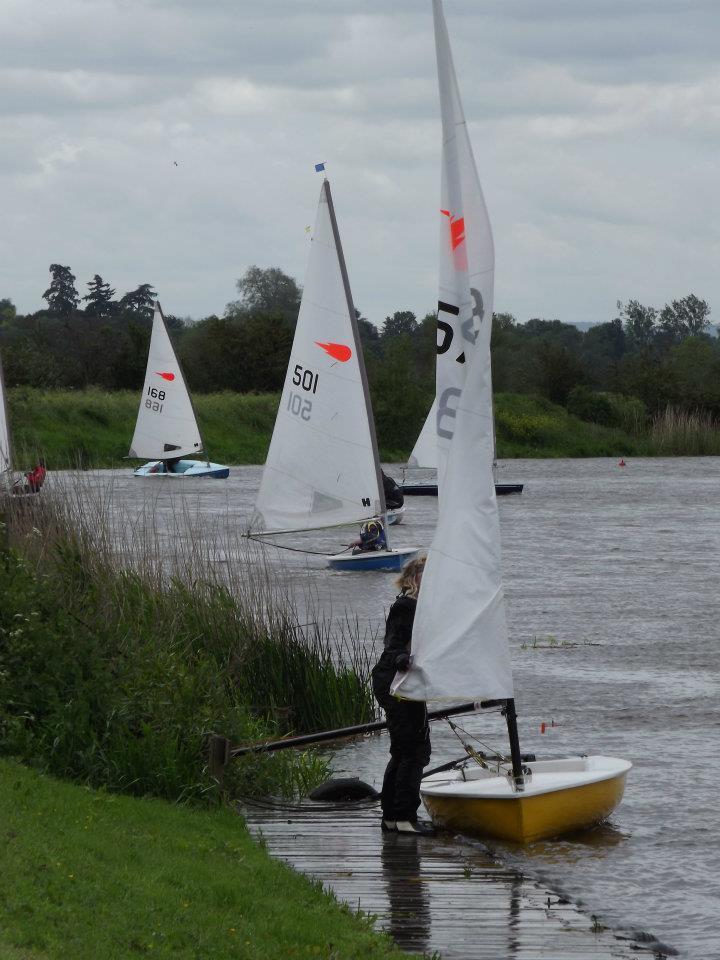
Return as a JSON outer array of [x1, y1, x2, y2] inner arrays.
[[1, 263, 717, 449]]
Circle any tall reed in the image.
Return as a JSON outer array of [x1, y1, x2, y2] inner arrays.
[[649, 407, 720, 455], [0, 476, 377, 803]]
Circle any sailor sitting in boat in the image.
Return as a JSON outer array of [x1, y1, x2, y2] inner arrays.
[[148, 457, 181, 474], [381, 471, 404, 510], [349, 517, 387, 554]]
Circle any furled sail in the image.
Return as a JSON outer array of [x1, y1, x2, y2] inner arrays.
[[128, 303, 203, 460], [0, 348, 11, 477], [251, 180, 384, 535], [392, 0, 512, 702]]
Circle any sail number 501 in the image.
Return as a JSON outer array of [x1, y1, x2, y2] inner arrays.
[[292, 364, 319, 394]]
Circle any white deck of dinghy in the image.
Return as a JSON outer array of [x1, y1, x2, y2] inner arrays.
[[421, 756, 632, 800]]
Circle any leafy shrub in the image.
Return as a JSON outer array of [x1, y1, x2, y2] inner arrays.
[[566, 386, 618, 426]]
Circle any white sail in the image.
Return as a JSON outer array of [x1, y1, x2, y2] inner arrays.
[[128, 304, 204, 460], [393, 0, 512, 702], [252, 180, 384, 535], [407, 399, 438, 469], [0, 348, 11, 477]]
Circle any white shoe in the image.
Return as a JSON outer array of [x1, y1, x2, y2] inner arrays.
[[395, 820, 436, 836]]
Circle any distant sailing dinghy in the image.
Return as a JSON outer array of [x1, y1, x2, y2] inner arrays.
[[250, 178, 418, 571], [130, 303, 229, 479], [403, 402, 523, 497], [393, 0, 630, 844]]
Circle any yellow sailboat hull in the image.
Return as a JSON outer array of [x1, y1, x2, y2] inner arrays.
[[421, 756, 631, 844]]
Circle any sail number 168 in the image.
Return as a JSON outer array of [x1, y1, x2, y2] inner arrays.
[[292, 364, 319, 394]]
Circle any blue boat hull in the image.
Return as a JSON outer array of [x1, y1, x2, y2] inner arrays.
[[326, 547, 419, 571]]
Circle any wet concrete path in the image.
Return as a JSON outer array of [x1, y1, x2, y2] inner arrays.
[[243, 799, 655, 959]]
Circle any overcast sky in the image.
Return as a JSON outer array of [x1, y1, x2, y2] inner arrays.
[[2, 0, 719, 328]]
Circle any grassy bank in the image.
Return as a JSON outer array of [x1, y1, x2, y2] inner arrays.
[[9, 386, 720, 466], [1, 487, 375, 804], [0, 387, 651, 468], [7, 388, 278, 468], [0, 759, 407, 960]]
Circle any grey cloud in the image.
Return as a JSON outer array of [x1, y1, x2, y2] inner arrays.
[[1, 0, 719, 328]]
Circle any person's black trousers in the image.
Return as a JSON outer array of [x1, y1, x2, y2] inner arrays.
[[376, 696, 431, 821]]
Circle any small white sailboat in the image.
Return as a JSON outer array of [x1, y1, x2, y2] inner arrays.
[[129, 303, 229, 479], [250, 178, 417, 571], [392, 0, 630, 843], [403, 401, 523, 496]]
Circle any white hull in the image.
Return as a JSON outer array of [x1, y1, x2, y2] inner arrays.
[[134, 460, 229, 479]]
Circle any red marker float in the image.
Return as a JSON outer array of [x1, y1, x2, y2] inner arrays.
[[155, 371, 175, 381], [315, 341, 352, 362]]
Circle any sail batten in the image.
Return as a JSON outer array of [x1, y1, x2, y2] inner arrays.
[[392, 0, 513, 703], [129, 304, 204, 461], [251, 180, 384, 536]]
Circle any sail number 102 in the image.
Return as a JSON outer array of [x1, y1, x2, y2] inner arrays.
[[292, 364, 319, 394], [145, 386, 166, 413]]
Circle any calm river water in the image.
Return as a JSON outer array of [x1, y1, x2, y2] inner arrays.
[[59, 458, 719, 959]]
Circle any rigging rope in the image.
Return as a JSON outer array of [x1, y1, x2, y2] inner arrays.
[[247, 535, 351, 557], [444, 716, 506, 769]]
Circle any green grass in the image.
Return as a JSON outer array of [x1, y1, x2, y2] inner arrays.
[[0, 759, 407, 960], [10, 387, 718, 466], [494, 393, 641, 458], [7, 388, 279, 469]]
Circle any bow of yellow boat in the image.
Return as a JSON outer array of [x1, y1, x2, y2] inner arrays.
[[421, 756, 632, 844]]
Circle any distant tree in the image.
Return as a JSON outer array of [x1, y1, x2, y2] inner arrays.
[[43, 264, 79, 320], [0, 298, 16, 328], [492, 312, 516, 333], [369, 335, 431, 453], [357, 313, 381, 358], [227, 266, 301, 326], [537, 342, 588, 405], [658, 294, 710, 343], [179, 313, 292, 393], [581, 318, 626, 387], [381, 310, 418, 340], [618, 299, 657, 351], [119, 283, 156, 319], [83, 274, 116, 319]]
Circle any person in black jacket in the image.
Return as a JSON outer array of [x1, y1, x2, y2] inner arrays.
[[371, 554, 434, 835], [381, 470, 404, 510]]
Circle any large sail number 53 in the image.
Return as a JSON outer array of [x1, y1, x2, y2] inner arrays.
[[436, 288, 484, 440]]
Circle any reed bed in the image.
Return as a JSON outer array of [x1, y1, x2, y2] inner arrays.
[[648, 407, 720, 455], [0, 476, 377, 803]]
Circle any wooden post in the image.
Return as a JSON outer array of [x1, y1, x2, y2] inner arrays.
[[208, 735, 230, 785]]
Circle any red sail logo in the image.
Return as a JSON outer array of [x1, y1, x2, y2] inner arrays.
[[441, 209, 468, 271], [155, 372, 175, 381], [315, 341, 352, 362], [441, 209, 466, 250]]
